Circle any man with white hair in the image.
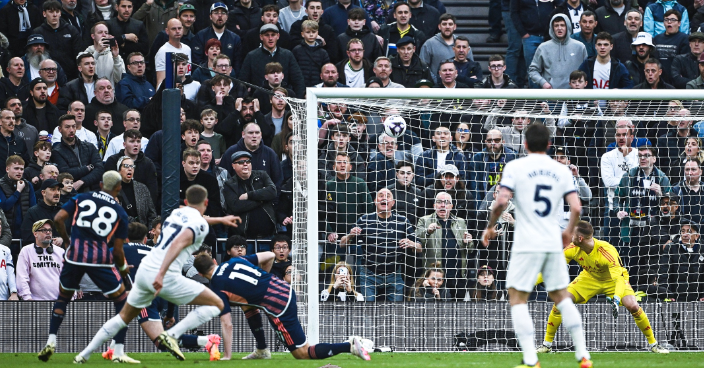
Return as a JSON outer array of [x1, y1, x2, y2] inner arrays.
[[21, 34, 68, 86]]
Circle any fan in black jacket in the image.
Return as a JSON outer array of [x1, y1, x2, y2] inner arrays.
[[292, 39, 330, 87], [226, 0, 262, 37], [0, 0, 43, 56], [31, 2, 83, 81], [106, 5, 150, 63], [51, 134, 104, 192], [23, 80, 62, 134], [290, 13, 340, 64]]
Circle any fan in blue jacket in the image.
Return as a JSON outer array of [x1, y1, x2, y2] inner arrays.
[[578, 32, 634, 89], [191, 3, 243, 73]]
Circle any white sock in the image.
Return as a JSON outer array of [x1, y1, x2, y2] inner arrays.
[[113, 343, 124, 357], [511, 303, 538, 366], [543, 341, 552, 348], [167, 306, 220, 339], [109, 340, 115, 349], [197, 336, 209, 347], [47, 334, 57, 345], [556, 298, 590, 361], [78, 315, 127, 360]]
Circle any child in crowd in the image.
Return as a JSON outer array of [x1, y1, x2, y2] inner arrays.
[[181, 119, 204, 151], [57, 172, 76, 204], [25, 141, 52, 188], [94, 111, 115, 159], [199, 109, 226, 164], [293, 20, 330, 87]]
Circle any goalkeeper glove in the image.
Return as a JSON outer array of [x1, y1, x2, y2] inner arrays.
[[606, 295, 621, 319]]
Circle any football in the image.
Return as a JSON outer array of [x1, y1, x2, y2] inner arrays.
[[383, 115, 407, 138]]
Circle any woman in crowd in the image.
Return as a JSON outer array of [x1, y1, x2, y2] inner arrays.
[[453, 122, 474, 155], [320, 262, 364, 302], [192, 39, 222, 83], [409, 264, 450, 301], [271, 111, 294, 160], [466, 265, 502, 301], [672, 137, 704, 183], [117, 156, 157, 228]]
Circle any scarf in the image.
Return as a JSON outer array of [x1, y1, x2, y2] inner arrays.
[[96, 4, 112, 20], [15, 3, 31, 32]]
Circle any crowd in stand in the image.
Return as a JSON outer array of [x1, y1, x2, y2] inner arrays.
[[0, 0, 702, 304]]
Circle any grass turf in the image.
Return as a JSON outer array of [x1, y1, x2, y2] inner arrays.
[[7, 352, 704, 367]]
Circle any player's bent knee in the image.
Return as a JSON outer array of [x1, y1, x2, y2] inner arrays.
[[292, 345, 310, 359]]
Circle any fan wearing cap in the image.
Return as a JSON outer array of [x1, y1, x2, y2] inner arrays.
[[20, 178, 64, 246], [23, 77, 62, 134], [624, 32, 656, 85], [0, 0, 43, 56], [656, 219, 704, 302], [673, 32, 704, 88], [652, 9, 691, 84], [192, 2, 242, 70], [21, 34, 69, 88], [15, 219, 65, 301], [687, 51, 704, 88], [389, 36, 431, 88]]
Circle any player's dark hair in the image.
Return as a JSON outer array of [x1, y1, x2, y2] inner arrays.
[[271, 234, 291, 248], [524, 123, 550, 152], [127, 222, 148, 243], [185, 184, 208, 206], [193, 254, 216, 275], [574, 220, 594, 238]]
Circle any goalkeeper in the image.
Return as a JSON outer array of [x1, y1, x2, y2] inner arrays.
[[536, 221, 669, 354]]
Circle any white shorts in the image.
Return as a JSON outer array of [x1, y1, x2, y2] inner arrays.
[[127, 268, 206, 309], [506, 252, 569, 292]]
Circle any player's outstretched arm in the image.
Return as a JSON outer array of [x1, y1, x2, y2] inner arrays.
[[205, 215, 242, 228], [256, 251, 275, 272], [562, 192, 582, 247], [53, 209, 71, 248], [219, 313, 233, 360], [153, 230, 195, 294]]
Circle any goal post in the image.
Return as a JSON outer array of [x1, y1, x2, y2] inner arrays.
[[289, 87, 704, 352]]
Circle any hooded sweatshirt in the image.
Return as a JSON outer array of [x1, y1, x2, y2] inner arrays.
[[528, 14, 588, 89]]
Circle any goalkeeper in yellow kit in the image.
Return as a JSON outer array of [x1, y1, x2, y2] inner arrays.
[[536, 221, 669, 354]]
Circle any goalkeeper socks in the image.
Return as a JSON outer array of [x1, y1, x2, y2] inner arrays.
[[631, 307, 656, 344], [544, 304, 562, 344], [245, 309, 268, 349], [78, 315, 128, 360], [511, 303, 539, 366], [556, 298, 590, 361], [167, 306, 220, 339], [49, 294, 71, 335], [308, 343, 351, 359]]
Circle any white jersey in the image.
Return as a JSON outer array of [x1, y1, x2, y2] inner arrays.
[[139, 206, 209, 274], [499, 154, 576, 253]]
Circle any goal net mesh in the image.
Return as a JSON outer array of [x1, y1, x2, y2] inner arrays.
[[287, 92, 704, 352]]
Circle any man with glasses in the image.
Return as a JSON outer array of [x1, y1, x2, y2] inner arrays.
[[653, 9, 690, 84], [644, 0, 689, 37], [335, 39, 372, 88], [219, 122, 283, 193], [270, 234, 292, 279], [192, 3, 242, 70], [478, 54, 517, 88], [39, 60, 61, 106], [16, 219, 65, 301], [469, 129, 517, 203], [416, 126, 467, 187], [116, 52, 155, 110], [21, 178, 64, 246]]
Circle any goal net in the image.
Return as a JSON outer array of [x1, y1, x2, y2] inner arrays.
[[287, 88, 704, 352]]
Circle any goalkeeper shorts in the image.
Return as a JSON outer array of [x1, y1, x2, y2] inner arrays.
[[567, 271, 635, 304]]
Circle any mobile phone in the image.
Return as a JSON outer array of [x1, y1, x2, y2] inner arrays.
[[338, 267, 349, 276], [104, 37, 117, 47]]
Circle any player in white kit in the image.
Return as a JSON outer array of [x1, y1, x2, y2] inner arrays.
[[482, 124, 592, 368], [74, 185, 242, 363]]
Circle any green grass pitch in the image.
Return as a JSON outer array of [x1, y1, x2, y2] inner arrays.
[[6, 352, 704, 367]]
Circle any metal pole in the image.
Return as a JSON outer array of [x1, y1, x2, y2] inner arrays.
[[306, 88, 320, 345]]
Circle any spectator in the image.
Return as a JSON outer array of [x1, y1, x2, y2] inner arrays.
[[249, 62, 296, 116], [0, 0, 43, 57], [61, 0, 85, 36], [85, 78, 130, 135], [16, 219, 65, 300], [453, 122, 479, 155], [31, 0, 83, 81], [154, 18, 191, 89], [340, 188, 420, 301], [416, 191, 474, 299], [146, 4, 197, 73], [192, 3, 242, 71], [479, 54, 518, 89], [451, 36, 482, 87], [501, 0, 525, 87], [263, 87, 287, 137], [289, 0, 338, 62], [57, 172, 75, 203], [93, 110, 115, 158], [553, 146, 592, 230], [434, 59, 469, 89], [318, 123, 366, 181], [337, 8, 382, 64], [595, 0, 628, 36], [334, 39, 374, 88], [390, 36, 431, 88], [367, 133, 399, 192], [654, 9, 691, 84], [196, 140, 227, 208], [377, 2, 428, 54], [420, 14, 470, 85], [52, 114, 104, 192], [0, 109, 30, 166], [271, 113, 294, 162], [658, 108, 697, 177], [52, 101, 97, 148], [58, 53, 96, 111], [672, 160, 704, 224], [104, 110, 149, 157], [179, 148, 221, 217], [269, 234, 291, 279], [39, 60, 61, 106], [648, 193, 681, 252], [409, 266, 451, 301], [321, 0, 372, 36], [133, 0, 179, 45], [406, 0, 440, 38], [0, 155, 37, 240], [633, 57, 675, 88], [222, 150, 277, 238], [24, 141, 51, 189], [571, 11, 598, 59], [484, 106, 556, 156], [578, 32, 634, 89], [23, 78, 61, 135], [387, 160, 423, 226], [0, 57, 30, 103], [624, 32, 656, 85], [241, 4, 293, 56], [529, 14, 588, 90], [116, 155, 156, 227], [510, 0, 557, 87], [552, 0, 595, 34], [83, 21, 126, 86], [104, 128, 157, 203], [240, 24, 305, 98], [5, 98, 37, 152], [116, 52, 155, 110], [191, 38, 222, 82], [469, 129, 518, 203], [223, 234, 246, 260], [279, 0, 305, 33], [644, 0, 689, 37], [415, 126, 467, 187], [612, 9, 644, 65], [0, 226, 17, 300], [20, 177, 63, 246], [320, 261, 364, 302], [656, 220, 704, 301], [226, 0, 261, 38], [671, 137, 704, 182], [601, 120, 639, 244], [292, 20, 331, 87], [466, 265, 502, 301], [106, 0, 150, 62], [422, 164, 473, 222], [373, 56, 404, 88], [199, 109, 226, 161], [219, 122, 283, 192], [173, 53, 202, 102], [36, 164, 60, 200], [672, 31, 704, 88], [687, 52, 704, 88], [22, 34, 68, 87], [325, 151, 373, 245]]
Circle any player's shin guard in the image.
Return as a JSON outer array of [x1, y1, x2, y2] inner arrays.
[[49, 293, 71, 335], [245, 309, 268, 349], [545, 305, 562, 344], [556, 298, 590, 361], [78, 315, 128, 360], [167, 306, 220, 339], [308, 343, 351, 359], [631, 307, 656, 344], [511, 303, 539, 366], [111, 291, 128, 344]]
